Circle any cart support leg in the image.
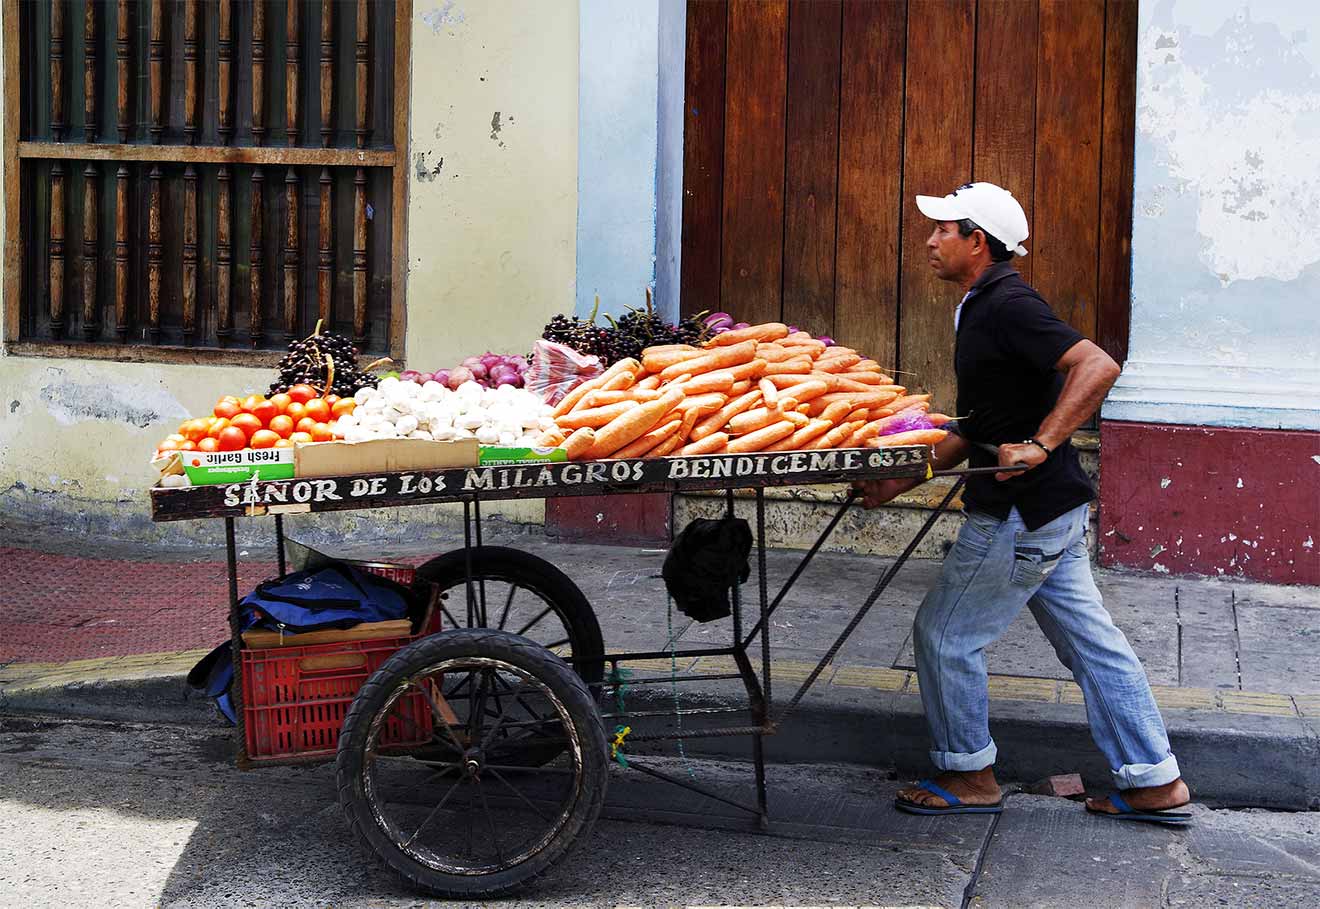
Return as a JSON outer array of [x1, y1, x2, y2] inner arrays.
[[225, 517, 249, 767], [274, 514, 286, 578]]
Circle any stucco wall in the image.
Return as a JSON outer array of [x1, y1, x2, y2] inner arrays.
[[1104, 0, 1320, 430], [1, 1, 580, 538]]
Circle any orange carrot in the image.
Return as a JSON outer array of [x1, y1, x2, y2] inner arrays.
[[765, 418, 833, 451], [845, 421, 885, 448], [557, 400, 640, 429], [727, 358, 768, 381], [868, 428, 948, 449], [927, 412, 953, 427], [781, 409, 810, 428], [809, 390, 900, 412], [563, 427, 596, 460], [727, 406, 781, 436], [681, 432, 729, 456], [837, 370, 882, 385], [589, 388, 661, 405], [658, 340, 758, 382], [807, 420, 865, 450], [727, 420, 797, 453], [678, 402, 703, 440], [642, 347, 705, 373], [832, 376, 884, 393], [534, 427, 567, 447], [691, 389, 761, 441], [613, 416, 682, 459], [817, 400, 855, 425], [709, 322, 789, 346], [636, 375, 662, 390], [680, 370, 737, 395], [817, 346, 858, 360], [755, 344, 798, 363], [601, 369, 637, 391], [779, 338, 827, 355], [844, 407, 870, 423], [646, 433, 686, 458], [762, 357, 813, 376], [677, 392, 729, 416], [775, 379, 829, 403], [586, 386, 686, 459], [886, 393, 931, 412], [815, 353, 861, 373], [729, 380, 752, 395], [553, 358, 639, 416], [758, 378, 779, 408]]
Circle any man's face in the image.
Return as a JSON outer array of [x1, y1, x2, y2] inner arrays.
[[926, 220, 979, 283]]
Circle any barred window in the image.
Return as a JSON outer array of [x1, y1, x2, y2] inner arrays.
[[3, 0, 412, 365]]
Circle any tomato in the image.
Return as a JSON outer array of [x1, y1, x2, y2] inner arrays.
[[180, 440, 198, 451], [295, 416, 319, 435], [325, 394, 340, 406], [284, 402, 308, 423], [289, 431, 314, 444], [302, 398, 331, 423], [249, 429, 280, 449], [220, 394, 240, 405], [310, 422, 334, 442], [268, 414, 295, 438], [275, 438, 295, 448], [214, 400, 241, 420], [269, 393, 292, 415], [157, 439, 182, 452], [331, 398, 356, 418], [217, 426, 248, 451], [241, 394, 266, 413], [287, 384, 318, 405], [208, 417, 232, 439], [180, 419, 210, 443], [166, 433, 186, 443], [197, 437, 220, 453], [250, 399, 278, 426], [230, 413, 264, 440]]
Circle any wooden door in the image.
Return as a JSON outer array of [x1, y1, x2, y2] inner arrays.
[[680, 0, 1138, 415]]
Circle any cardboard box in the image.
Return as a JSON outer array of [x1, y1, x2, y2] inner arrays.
[[478, 445, 568, 466], [179, 448, 296, 485], [295, 437, 478, 477]]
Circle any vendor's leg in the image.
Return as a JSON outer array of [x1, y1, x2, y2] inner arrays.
[[1025, 505, 1187, 812], [900, 509, 1038, 807]]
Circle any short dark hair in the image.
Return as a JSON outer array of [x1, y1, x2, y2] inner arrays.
[[957, 219, 1014, 263]]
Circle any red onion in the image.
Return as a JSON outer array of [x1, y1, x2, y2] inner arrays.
[[447, 366, 474, 389], [733, 322, 750, 331], [818, 336, 836, 347], [400, 369, 423, 383], [468, 362, 489, 380], [432, 369, 450, 387]]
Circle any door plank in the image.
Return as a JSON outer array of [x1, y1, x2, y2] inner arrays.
[[782, 0, 841, 339], [680, 0, 728, 318], [1098, 0, 1138, 364], [898, 0, 974, 415], [973, 0, 1037, 285], [1033, 0, 1104, 340], [720, 0, 789, 327], [835, 0, 905, 368]]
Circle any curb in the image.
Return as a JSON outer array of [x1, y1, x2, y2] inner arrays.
[[3, 653, 1317, 810]]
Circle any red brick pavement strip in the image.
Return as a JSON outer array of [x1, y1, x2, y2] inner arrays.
[[0, 547, 277, 664]]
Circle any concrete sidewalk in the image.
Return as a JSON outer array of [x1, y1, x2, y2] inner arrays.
[[2, 513, 1318, 808]]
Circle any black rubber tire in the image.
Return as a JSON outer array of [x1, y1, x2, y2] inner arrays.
[[336, 628, 609, 899], [414, 546, 605, 685]]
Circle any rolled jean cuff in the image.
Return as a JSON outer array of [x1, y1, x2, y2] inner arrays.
[[1112, 753, 1181, 790], [930, 739, 997, 772]]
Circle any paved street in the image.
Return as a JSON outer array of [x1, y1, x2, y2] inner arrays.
[[2, 715, 1317, 908]]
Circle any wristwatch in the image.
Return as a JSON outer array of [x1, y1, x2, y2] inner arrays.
[[1023, 438, 1052, 455]]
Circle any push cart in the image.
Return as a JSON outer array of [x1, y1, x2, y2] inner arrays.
[[150, 446, 996, 899]]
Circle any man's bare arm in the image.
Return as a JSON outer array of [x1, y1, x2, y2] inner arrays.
[[855, 432, 971, 507]]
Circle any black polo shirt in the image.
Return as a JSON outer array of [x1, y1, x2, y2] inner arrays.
[[953, 262, 1096, 530]]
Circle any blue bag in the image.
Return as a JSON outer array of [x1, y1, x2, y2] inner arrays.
[[188, 563, 416, 725]]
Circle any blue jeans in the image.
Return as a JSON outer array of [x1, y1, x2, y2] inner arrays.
[[913, 503, 1180, 790]]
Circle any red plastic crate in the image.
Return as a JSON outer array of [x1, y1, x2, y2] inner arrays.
[[241, 562, 437, 763]]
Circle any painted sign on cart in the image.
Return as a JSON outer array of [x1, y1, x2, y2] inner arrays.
[[151, 447, 932, 522]]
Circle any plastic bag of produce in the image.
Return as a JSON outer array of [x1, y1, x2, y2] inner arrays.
[[525, 339, 604, 405]]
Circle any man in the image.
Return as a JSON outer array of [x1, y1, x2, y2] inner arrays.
[[855, 182, 1190, 824]]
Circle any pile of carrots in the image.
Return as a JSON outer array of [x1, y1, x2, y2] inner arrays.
[[533, 323, 949, 460]]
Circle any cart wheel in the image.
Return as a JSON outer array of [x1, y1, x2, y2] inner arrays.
[[414, 546, 604, 686], [336, 629, 608, 900]]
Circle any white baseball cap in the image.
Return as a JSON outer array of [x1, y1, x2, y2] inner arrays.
[[916, 182, 1029, 257]]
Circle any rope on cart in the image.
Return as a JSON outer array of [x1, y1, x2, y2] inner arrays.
[[607, 664, 633, 715], [666, 596, 699, 781], [611, 725, 632, 767]]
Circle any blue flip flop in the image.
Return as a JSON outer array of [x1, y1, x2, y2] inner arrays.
[[1086, 792, 1192, 825], [895, 779, 1004, 816]]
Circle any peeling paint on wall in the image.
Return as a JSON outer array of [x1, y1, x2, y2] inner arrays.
[[36, 366, 188, 428]]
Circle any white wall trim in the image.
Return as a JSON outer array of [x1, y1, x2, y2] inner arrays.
[[1102, 360, 1320, 430]]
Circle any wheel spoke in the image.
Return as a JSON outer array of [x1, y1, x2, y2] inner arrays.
[[496, 584, 518, 631], [514, 605, 555, 638], [467, 670, 492, 741], [439, 602, 463, 631], [414, 677, 469, 755], [486, 766, 550, 823], [375, 761, 459, 805], [403, 775, 465, 849], [474, 778, 506, 867]]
